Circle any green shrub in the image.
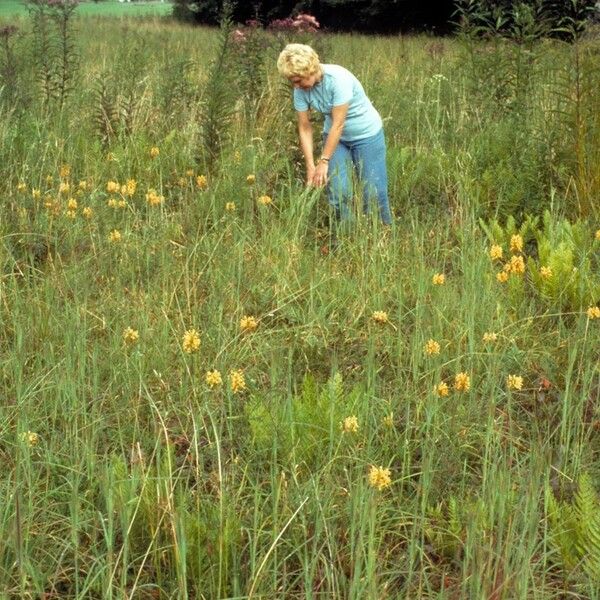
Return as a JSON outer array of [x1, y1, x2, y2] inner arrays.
[[245, 372, 363, 468], [547, 473, 600, 581]]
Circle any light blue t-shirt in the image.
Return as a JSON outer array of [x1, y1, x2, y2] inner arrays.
[[293, 64, 382, 141]]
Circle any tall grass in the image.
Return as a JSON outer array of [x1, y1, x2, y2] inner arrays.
[[0, 12, 599, 599]]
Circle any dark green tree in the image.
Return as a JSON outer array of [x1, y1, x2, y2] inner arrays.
[[172, 0, 596, 34]]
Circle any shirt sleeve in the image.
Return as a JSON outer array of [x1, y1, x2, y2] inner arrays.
[[331, 71, 353, 106], [293, 89, 309, 112]]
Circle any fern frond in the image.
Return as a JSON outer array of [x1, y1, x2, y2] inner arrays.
[[330, 372, 344, 404], [547, 490, 579, 571], [424, 497, 465, 560], [448, 496, 462, 540], [574, 474, 600, 580]]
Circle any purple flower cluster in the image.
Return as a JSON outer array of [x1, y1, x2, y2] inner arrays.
[[268, 13, 320, 32], [231, 12, 320, 46], [0, 25, 19, 37]]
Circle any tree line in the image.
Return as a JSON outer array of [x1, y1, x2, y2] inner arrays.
[[172, 0, 599, 35]]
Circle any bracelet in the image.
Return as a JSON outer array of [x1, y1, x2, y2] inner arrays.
[[319, 156, 330, 163]]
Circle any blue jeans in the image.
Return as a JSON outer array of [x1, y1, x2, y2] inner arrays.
[[325, 128, 392, 225]]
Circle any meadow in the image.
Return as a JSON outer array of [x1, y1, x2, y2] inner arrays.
[[0, 4, 600, 598], [0, 1, 174, 18]]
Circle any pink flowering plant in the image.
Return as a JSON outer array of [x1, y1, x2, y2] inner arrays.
[[267, 12, 324, 50], [229, 12, 326, 113], [268, 13, 321, 33], [229, 18, 273, 108]]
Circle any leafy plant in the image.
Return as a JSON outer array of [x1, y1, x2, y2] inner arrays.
[[200, 1, 237, 173], [480, 211, 600, 310], [479, 212, 538, 250], [455, 0, 546, 110], [245, 372, 362, 468], [227, 22, 278, 127], [547, 473, 600, 581], [48, 0, 79, 108], [528, 211, 600, 310], [27, 0, 56, 107], [552, 1, 600, 217], [456, 0, 600, 217], [25, 0, 80, 109], [90, 74, 118, 149], [156, 55, 196, 127], [424, 496, 466, 561], [0, 25, 21, 109]]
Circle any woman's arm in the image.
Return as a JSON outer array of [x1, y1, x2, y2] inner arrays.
[[312, 103, 349, 187], [297, 110, 316, 184], [322, 103, 349, 160]]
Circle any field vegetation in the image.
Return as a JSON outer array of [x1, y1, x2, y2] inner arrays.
[[1, 1, 599, 597], [0, 1, 173, 18]]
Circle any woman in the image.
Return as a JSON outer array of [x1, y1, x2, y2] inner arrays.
[[277, 43, 392, 226]]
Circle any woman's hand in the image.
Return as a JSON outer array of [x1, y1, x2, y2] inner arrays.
[[306, 164, 316, 187], [311, 161, 329, 187]]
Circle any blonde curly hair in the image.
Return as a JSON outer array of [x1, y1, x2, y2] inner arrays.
[[277, 43, 321, 78]]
